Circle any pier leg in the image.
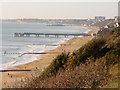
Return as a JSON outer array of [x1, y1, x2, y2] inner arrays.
[[45, 35, 49, 37]]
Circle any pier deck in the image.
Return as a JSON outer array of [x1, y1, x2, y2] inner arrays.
[[14, 33, 91, 37]]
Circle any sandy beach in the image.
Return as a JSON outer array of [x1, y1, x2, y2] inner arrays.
[[1, 26, 99, 88]]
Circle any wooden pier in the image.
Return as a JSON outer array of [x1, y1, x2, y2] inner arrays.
[[2, 52, 61, 57], [14, 33, 91, 38]]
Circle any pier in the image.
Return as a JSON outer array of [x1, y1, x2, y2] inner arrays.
[[14, 33, 91, 37], [2, 52, 61, 57]]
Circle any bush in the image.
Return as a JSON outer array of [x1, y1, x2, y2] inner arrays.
[[105, 50, 120, 66], [40, 52, 69, 79], [104, 37, 120, 66], [69, 37, 106, 66], [65, 52, 77, 68]]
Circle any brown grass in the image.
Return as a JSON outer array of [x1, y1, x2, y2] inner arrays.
[[26, 60, 113, 88]]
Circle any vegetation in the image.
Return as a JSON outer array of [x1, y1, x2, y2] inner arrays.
[[39, 53, 69, 79], [20, 27, 120, 88], [66, 37, 106, 67]]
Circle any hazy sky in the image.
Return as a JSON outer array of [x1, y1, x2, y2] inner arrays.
[[0, 1, 118, 19]]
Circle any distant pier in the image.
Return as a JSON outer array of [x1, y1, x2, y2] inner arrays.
[[14, 33, 91, 38]]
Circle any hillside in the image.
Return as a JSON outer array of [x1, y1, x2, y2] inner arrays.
[[24, 27, 120, 88]]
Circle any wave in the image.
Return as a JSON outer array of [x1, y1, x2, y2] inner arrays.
[[1, 34, 85, 69], [0, 59, 17, 70], [1, 44, 59, 69]]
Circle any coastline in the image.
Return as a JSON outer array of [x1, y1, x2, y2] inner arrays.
[[0, 23, 89, 70], [1, 26, 99, 88]]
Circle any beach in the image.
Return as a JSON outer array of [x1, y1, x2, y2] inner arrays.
[[1, 26, 99, 88]]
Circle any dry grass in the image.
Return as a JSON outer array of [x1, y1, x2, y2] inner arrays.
[[26, 60, 112, 88]]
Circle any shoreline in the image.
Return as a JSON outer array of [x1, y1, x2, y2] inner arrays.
[[0, 24, 89, 70], [0, 38, 71, 70], [1, 26, 99, 88]]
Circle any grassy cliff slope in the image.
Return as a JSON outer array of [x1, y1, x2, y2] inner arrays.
[[26, 27, 120, 88]]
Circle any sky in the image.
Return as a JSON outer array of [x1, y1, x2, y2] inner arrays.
[[0, 0, 119, 19]]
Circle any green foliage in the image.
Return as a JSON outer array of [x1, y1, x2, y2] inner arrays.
[[109, 37, 120, 51], [66, 37, 106, 67], [105, 37, 120, 66], [104, 79, 120, 88], [92, 80, 100, 88], [78, 37, 105, 58], [105, 50, 120, 66], [40, 52, 69, 79], [113, 26, 120, 37], [65, 52, 77, 68]]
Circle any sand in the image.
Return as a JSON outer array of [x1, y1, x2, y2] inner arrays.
[[1, 26, 99, 88]]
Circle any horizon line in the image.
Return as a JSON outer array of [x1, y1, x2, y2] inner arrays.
[[0, 17, 115, 20]]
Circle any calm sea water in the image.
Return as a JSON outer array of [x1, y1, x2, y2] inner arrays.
[[0, 22, 88, 69]]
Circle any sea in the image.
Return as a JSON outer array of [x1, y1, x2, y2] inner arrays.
[[0, 22, 88, 69]]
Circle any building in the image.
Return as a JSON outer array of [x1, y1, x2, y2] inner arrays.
[[114, 16, 120, 22], [114, 22, 120, 28], [95, 16, 106, 20]]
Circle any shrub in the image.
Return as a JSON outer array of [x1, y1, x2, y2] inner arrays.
[[40, 52, 69, 79], [65, 52, 77, 68], [104, 37, 120, 67], [105, 50, 120, 67], [72, 37, 106, 65]]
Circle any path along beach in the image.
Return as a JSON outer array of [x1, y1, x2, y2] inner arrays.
[[1, 26, 99, 88]]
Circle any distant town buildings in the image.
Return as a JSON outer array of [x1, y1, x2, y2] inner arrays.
[[95, 16, 106, 20]]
